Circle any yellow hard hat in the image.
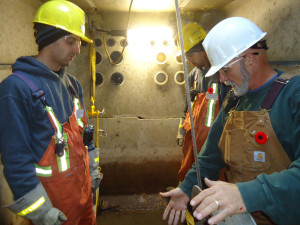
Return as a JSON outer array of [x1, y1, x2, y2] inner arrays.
[[33, 0, 92, 43], [182, 23, 207, 53]]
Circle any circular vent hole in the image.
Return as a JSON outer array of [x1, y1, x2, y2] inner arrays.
[[111, 72, 124, 85], [96, 72, 104, 86], [106, 38, 115, 47], [110, 51, 123, 65], [96, 51, 102, 64]]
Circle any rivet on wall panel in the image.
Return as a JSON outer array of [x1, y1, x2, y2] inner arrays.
[[154, 71, 168, 86], [95, 38, 102, 47], [96, 51, 102, 64], [96, 72, 104, 86], [110, 51, 123, 65], [106, 38, 115, 47], [156, 52, 168, 64], [111, 72, 124, 85], [174, 71, 185, 85]]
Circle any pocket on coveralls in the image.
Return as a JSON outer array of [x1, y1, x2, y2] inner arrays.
[[224, 128, 270, 172]]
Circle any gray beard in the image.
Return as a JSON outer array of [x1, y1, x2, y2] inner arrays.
[[224, 61, 250, 97]]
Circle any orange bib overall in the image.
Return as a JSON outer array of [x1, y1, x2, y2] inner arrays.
[[34, 100, 96, 224], [12, 72, 96, 225], [179, 88, 220, 182]]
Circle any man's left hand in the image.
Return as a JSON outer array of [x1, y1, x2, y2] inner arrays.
[[190, 178, 247, 225]]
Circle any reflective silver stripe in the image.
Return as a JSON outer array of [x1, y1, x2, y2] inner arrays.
[[35, 164, 52, 177], [57, 133, 70, 172], [74, 98, 84, 128], [57, 150, 68, 172], [46, 106, 62, 139], [206, 83, 218, 127]]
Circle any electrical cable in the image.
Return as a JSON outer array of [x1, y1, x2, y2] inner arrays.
[[103, 0, 134, 65]]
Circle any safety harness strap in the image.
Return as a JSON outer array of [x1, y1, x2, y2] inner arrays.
[[260, 73, 294, 110], [12, 72, 47, 105], [11, 72, 71, 172]]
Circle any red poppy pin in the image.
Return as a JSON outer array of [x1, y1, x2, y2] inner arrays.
[[208, 87, 214, 94], [255, 132, 268, 144]]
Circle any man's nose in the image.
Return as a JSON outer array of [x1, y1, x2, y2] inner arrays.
[[73, 45, 80, 55]]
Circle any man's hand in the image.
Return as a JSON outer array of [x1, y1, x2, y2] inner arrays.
[[190, 178, 247, 225], [159, 187, 190, 225]]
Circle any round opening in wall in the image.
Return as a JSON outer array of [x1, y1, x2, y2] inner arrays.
[[156, 52, 168, 64], [95, 38, 102, 47], [120, 39, 128, 47], [174, 39, 179, 47], [96, 72, 104, 86], [106, 38, 116, 47], [162, 40, 169, 46], [110, 51, 123, 65], [110, 72, 124, 85], [150, 40, 155, 46], [175, 50, 183, 64], [154, 71, 168, 86], [96, 51, 102, 64], [174, 71, 185, 85]]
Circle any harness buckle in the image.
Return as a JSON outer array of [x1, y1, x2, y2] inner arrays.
[[55, 137, 65, 157]]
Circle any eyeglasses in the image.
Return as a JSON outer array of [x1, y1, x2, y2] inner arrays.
[[64, 35, 81, 48], [223, 57, 245, 69], [220, 52, 259, 73]]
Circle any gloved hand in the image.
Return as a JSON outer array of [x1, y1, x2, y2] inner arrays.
[[32, 208, 67, 225], [7, 183, 67, 225], [89, 147, 102, 193], [176, 118, 185, 146]]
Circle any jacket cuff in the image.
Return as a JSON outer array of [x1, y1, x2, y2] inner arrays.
[[6, 183, 52, 220]]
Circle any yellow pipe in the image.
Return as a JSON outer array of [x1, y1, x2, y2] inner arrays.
[[87, 28, 100, 148], [87, 97, 100, 148]]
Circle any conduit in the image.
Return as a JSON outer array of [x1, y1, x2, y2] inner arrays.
[[154, 71, 168, 86], [156, 52, 168, 64], [174, 71, 185, 85]]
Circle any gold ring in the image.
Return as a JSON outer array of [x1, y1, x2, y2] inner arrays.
[[214, 200, 220, 210]]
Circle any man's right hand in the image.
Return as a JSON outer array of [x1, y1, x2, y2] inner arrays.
[[32, 208, 67, 225], [159, 187, 190, 225]]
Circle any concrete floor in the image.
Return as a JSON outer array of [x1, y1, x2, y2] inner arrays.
[[96, 194, 185, 225], [97, 209, 170, 225]]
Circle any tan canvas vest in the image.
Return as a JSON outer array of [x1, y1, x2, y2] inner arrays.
[[218, 73, 293, 224]]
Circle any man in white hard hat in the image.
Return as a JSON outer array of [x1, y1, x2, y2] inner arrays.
[[160, 17, 300, 225]]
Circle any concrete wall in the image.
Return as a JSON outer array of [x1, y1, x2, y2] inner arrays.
[[222, 0, 300, 74], [0, 0, 40, 223]]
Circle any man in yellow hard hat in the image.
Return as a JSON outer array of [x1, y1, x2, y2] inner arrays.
[[176, 23, 229, 183], [161, 17, 300, 225], [0, 1, 99, 224]]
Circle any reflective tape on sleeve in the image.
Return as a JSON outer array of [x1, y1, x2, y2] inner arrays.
[[17, 197, 45, 216]]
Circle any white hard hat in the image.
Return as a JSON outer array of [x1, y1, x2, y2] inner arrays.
[[203, 17, 267, 77]]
